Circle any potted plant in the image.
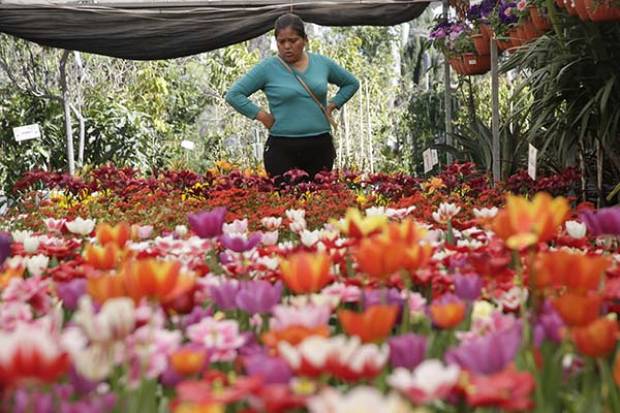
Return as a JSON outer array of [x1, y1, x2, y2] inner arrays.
[[584, 0, 620, 21], [528, 0, 552, 31], [467, 0, 497, 55], [489, 0, 519, 50]]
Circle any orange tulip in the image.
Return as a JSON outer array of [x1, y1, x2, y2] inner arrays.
[[356, 220, 432, 280], [87, 272, 126, 303], [83, 242, 121, 270], [573, 317, 619, 358], [173, 403, 224, 413], [492, 193, 569, 250], [96, 222, 131, 247], [279, 252, 332, 294], [613, 352, 620, 387], [404, 243, 433, 272], [356, 237, 407, 280], [170, 347, 207, 376], [553, 292, 602, 327], [121, 259, 193, 304], [382, 219, 427, 245], [262, 325, 330, 348], [333, 208, 387, 239], [534, 251, 609, 292], [338, 305, 398, 343], [430, 299, 466, 329], [0, 265, 24, 289]]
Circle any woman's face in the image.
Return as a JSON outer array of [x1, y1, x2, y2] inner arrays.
[[276, 26, 306, 64]]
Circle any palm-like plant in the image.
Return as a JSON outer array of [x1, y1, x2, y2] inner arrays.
[[501, 12, 620, 202]]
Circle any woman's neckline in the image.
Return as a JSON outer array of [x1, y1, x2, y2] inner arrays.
[[290, 52, 311, 74]]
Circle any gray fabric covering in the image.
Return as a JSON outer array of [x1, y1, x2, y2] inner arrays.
[[0, 1, 429, 60]]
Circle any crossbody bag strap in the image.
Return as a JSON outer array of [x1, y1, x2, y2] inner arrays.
[[276, 55, 338, 130]]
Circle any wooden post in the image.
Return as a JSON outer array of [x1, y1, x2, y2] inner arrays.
[[358, 79, 365, 170], [491, 34, 500, 183], [365, 81, 374, 174], [443, 0, 453, 166], [59, 50, 75, 175]]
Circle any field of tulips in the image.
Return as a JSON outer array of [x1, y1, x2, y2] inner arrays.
[[1, 163, 619, 413]]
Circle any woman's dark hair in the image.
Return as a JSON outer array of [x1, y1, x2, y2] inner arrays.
[[274, 13, 307, 38]]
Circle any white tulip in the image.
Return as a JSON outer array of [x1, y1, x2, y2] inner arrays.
[[285, 208, 306, 222], [261, 230, 279, 246], [22, 235, 41, 254], [11, 230, 32, 243], [260, 216, 282, 230], [65, 217, 96, 236], [473, 207, 499, 219], [565, 220, 587, 239], [24, 254, 49, 276], [300, 229, 320, 247], [175, 225, 188, 237]]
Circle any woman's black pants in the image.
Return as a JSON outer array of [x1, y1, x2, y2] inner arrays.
[[263, 133, 336, 183]]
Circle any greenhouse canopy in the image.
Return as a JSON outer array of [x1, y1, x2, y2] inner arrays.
[[0, 0, 430, 60]]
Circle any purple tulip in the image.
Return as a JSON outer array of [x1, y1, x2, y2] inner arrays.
[[580, 207, 620, 236], [244, 354, 293, 384], [219, 232, 262, 253], [235, 280, 283, 315], [160, 366, 184, 387], [388, 333, 427, 370], [56, 279, 87, 311], [188, 207, 227, 239], [68, 367, 98, 395], [0, 231, 12, 266], [534, 300, 565, 346], [13, 390, 53, 413], [181, 306, 213, 328], [445, 321, 522, 374], [363, 288, 404, 310], [209, 279, 241, 311], [453, 274, 483, 302]]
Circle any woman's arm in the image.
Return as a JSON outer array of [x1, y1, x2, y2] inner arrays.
[[325, 56, 360, 109], [224, 62, 267, 120]]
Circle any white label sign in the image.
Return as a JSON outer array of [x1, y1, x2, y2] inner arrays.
[[528, 144, 538, 180], [180, 140, 195, 151], [431, 149, 439, 167], [13, 124, 41, 142], [423, 149, 433, 173]]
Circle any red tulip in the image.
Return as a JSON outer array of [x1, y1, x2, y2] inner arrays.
[[0, 324, 70, 387]]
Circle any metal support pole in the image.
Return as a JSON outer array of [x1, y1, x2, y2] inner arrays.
[[442, 0, 453, 166], [491, 35, 500, 183]]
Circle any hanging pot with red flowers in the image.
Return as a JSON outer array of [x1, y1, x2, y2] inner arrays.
[[585, 0, 620, 21]]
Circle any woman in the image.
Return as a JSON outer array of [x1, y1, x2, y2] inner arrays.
[[225, 13, 359, 182]]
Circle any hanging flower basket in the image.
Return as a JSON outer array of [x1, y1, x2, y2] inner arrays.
[[564, 0, 580, 16], [575, 0, 591, 20], [521, 20, 544, 42], [529, 6, 552, 31], [584, 0, 620, 21], [449, 56, 466, 75], [472, 31, 491, 56], [462, 53, 491, 75]]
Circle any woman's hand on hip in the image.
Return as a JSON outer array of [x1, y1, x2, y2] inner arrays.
[[326, 103, 338, 117], [256, 111, 275, 129]]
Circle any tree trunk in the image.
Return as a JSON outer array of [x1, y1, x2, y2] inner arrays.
[[59, 50, 75, 175]]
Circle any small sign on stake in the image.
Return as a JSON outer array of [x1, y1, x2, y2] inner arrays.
[[180, 140, 195, 151], [431, 149, 439, 167], [423, 148, 433, 173], [13, 124, 41, 142], [528, 144, 538, 180]]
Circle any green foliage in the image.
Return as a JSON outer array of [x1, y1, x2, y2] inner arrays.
[[502, 14, 620, 197]]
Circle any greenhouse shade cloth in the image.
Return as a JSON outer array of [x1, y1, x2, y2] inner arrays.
[[0, 0, 429, 60]]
